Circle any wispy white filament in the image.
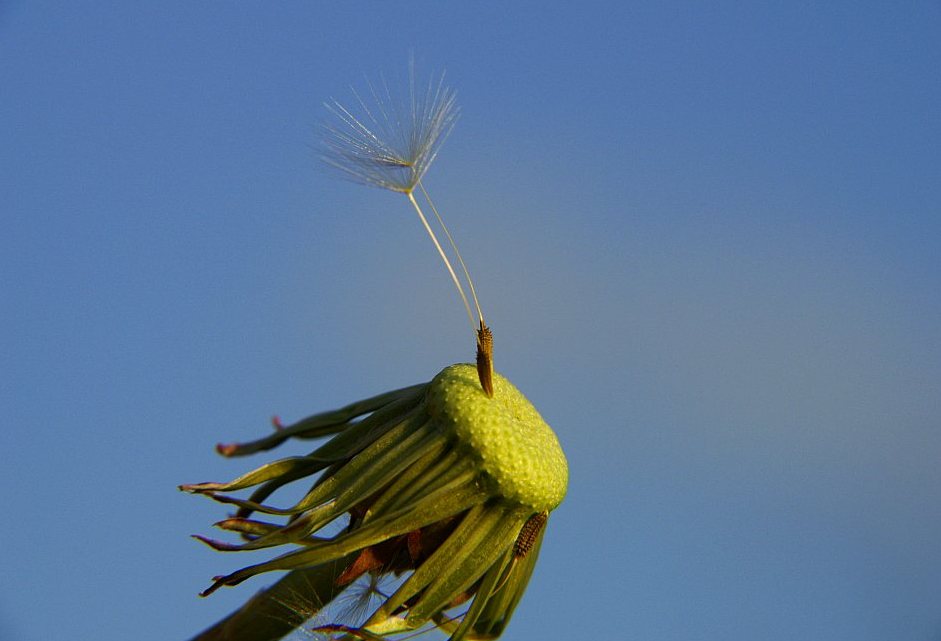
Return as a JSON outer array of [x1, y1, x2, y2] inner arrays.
[[322, 69, 459, 193], [407, 190, 476, 330], [321, 66, 484, 334]]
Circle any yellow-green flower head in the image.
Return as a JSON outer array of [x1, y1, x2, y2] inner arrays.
[[427, 364, 567, 512], [182, 363, 568, 641]]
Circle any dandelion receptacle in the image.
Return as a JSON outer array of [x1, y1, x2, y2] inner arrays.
[[182, 66, 569, 641]]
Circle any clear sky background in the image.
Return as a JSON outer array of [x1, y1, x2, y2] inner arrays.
[[2, 3, 940, 641]]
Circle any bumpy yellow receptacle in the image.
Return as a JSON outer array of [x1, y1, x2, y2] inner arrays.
[[427, 364, 568, 512]]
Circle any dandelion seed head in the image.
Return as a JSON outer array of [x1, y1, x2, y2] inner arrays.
[[321, 68, 459, 193], [188, 66, 566, 641]]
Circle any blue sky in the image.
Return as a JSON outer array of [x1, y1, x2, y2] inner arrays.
[[2, 2, 940, 640]]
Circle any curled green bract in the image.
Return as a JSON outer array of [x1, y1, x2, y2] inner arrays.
[[183, 364, 568, 641]]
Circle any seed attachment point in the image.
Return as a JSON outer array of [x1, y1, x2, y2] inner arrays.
[[476, 321, 494, 397]]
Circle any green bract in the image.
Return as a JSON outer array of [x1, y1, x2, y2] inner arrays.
[[183, 363, 568, 641]]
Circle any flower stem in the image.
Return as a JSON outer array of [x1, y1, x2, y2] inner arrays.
[[187, 558, 357, 641]]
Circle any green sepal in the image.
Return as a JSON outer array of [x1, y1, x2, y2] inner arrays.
[[200, 481, 485, 596], [407, 505, 529, 624], [443, 547, 514, 641], [217, 384, 425, 457], [209, 423, 445, 552], [179, 456, 323, 494], [471, 517, 546, 639], [203, 411, 427, 518]]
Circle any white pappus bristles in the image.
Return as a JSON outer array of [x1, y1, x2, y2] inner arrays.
[[322, 69, 459, 194], [321, 65, 484, 334]]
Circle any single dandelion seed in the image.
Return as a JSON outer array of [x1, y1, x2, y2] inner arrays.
[[183, 64, 568, 641], [321, 64, 494, 397]]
